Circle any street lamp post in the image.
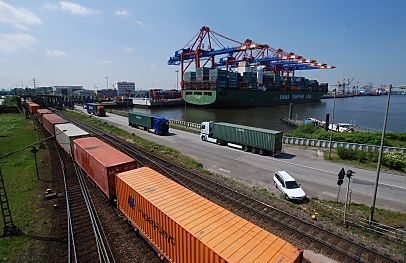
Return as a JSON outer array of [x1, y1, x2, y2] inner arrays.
[[328, 89, 337, 159], [369, 85, 392, 224]]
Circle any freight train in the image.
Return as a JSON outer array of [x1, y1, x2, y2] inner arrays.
[[29, 106, 303, 263]]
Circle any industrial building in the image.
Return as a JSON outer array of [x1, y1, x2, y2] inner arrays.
[[54, 86, 83, 96], [113, 81, 136, 97]]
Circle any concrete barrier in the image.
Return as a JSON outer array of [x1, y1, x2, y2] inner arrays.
[[282, 136, 406, 153]]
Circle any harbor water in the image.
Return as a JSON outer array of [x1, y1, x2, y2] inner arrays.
[[125, 95, 406, 132]]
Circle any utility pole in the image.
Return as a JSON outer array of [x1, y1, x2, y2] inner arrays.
[[105, 76, 109, 90], [369, 85, 392, 224], [33, 78, 36, 89], [328, 89, 337, 159]]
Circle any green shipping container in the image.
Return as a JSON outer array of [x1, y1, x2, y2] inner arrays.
[[128, 112, 152, 129], [213, 122, 283, 155]]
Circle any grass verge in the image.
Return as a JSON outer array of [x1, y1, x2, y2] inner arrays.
[[0, 114, 50, 262]]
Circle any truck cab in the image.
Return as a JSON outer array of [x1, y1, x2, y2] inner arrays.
[[200, 121, 217, 143], [152, 117, 169, 135]]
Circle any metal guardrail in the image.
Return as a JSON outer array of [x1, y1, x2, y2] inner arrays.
[[169, 120, 406, 154]]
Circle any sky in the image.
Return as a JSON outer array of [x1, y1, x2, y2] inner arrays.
[[1, 0, 405, 91]]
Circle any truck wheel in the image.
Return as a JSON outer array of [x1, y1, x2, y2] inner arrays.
[[242, 145, 249, 152], [251, 147, 257, 154], [258, 149, 266, 155], [201, 135, 205, 141]]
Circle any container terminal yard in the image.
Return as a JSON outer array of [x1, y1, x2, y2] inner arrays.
[[1, 3, 406, 261]]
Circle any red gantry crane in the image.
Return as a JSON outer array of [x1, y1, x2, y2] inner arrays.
[[168, 26, 335, 91]]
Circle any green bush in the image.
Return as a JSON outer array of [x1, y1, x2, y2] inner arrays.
[[382, 152, 406, 172], [285, 124, 406, 148], [336, 147, 379, 163]]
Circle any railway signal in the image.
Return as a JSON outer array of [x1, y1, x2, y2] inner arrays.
[[336, 168, 345, 203]]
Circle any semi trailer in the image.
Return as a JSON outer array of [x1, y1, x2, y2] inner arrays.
[[200, 121, 283, 155], [128, 112, 169, 135], [86, 103, 106, 117]]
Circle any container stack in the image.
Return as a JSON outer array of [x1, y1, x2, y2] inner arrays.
[[228, 72, 238, 89], [183, 71, 196, 82], [209, 69, 227, 89], [243, 72, 257, 88], [196, 67, 210, 82]]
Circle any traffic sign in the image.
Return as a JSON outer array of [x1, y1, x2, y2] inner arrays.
[[338, 168, 345, 180]]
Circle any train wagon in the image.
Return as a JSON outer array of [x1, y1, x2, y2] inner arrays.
[[26, 102, 40, 114], [201, 121, 283, 155], [116, 167, 303, 263], [128, 112, 169, 135], [72, 137, 136, 198], [42, 114, 69, 136], [55, 123, 89, 156], [35, 109, 52, 124]]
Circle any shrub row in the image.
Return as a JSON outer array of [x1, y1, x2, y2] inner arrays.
[[336, 147, 406, 172], [286, 124, 406, 148]]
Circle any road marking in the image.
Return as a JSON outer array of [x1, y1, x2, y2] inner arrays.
[[219, 168, 230, 173]]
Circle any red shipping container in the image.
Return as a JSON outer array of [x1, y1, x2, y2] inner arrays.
[[35, 109, 52, 124], [72, 137, 136, 198], [42, 114, 69, 136]]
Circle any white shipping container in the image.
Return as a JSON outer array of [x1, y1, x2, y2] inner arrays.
[[55, 123, 89, 156]]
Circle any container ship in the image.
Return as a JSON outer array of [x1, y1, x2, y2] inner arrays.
[[169, 26, 334, 108], [182, 66, 328, 108]]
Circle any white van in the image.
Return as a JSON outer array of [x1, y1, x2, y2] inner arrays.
[[273, 171, 306, 201]]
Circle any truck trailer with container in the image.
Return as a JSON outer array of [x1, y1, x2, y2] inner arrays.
[[128, 112, 169, 135], [86, 103, 106, 117], [200, 121, 283, 155]]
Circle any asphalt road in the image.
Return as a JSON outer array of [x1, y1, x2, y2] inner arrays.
[[76, 107, 406, 211]]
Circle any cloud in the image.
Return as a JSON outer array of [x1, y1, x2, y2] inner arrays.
[[0, 33, 36, 51], [46, 49, 67, 57], [103, 60, 112, 64], [115, 9, 128, 16], [0, 1, 42, 30], [135, 20, 144, 28], [123, 47, 135, 53], [45, 1, 100, 15]]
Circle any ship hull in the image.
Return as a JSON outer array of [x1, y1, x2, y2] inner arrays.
[[183, 89, 325, 108]]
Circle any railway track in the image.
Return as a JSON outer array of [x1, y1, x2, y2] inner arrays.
[[55, 141, 115, 263], [61, 112, 398, 263]]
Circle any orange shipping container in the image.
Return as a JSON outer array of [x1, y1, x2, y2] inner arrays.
[[27, 102, 40, 114], [116, 167, 303, 263], [72, 137, 137, 198], [35, 109, 52, 124]]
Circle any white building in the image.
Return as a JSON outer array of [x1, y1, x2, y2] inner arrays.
[[113, 81, 136, 97]]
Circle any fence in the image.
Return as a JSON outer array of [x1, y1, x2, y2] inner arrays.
[[169, 120, 406, 154]]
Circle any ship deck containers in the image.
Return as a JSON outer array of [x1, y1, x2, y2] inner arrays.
[[55, 123, 89, 156], [214, 122, 283, 155], [72, 137, 136, 198], [27, 102, 40, 113], [35, 109, 52, 124], [116, 167, 303, 263], [42, 114, 69, 136]]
